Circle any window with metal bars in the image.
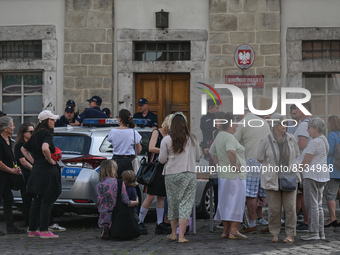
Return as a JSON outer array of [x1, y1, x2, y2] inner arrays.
[[0, 40, 42, 60], [302, 40, 340, 60], [0, 73, 43, 133], [134, 42, 190, 61]]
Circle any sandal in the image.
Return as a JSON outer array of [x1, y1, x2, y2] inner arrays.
[[229, 232, 248, 239], [221, 233, 228, 238], [283, 236, 294, 243], [271, 236, 279, 243], [167, 234, 177, 241]]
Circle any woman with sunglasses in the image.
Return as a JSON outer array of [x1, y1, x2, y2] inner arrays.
[[14, 123, 35, 227]]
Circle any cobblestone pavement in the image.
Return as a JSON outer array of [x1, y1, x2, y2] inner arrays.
[[1, 211, 340, 255]]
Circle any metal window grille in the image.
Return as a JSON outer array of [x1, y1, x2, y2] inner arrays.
[[0, 40, 42, 60], [0, 73, 43, 134], [134, 42, 190, 61], [302, 40, 340, 60]]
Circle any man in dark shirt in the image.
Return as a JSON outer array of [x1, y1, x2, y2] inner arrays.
[[74, 96, 107, 126], [55, 106, 77, 127], [200, 99, 220, 160], [133, 98, 158, 129]]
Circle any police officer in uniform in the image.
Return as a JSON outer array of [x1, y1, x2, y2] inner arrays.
[[55, 106, 77, 127], [74, 96, 107, 126], [133, 98, 158, 129]]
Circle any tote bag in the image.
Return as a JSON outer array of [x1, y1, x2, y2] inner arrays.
[[110, 179, 140, 240]]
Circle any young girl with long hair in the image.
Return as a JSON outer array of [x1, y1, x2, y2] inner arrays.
[[96, 160, 131, 240]]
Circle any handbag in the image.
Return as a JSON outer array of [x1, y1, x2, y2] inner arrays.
[[268, 134, 297, 192], [10, 173, 25, 191], [110, 179, 140, 240], [136, 157, 158, 185], [131, 130, 141, 174]]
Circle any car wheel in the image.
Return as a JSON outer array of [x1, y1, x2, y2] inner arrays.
[[198, 183, 215, 219]]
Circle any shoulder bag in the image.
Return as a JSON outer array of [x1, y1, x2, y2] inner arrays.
[[136, 157, 158, 185], [131, 129, 141, 175], [136, 130, 161, 185], [110, 179, 140, 240], [268, 134, 297, 192]]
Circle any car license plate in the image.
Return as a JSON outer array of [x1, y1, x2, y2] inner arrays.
[[61, 167, 81, 179]]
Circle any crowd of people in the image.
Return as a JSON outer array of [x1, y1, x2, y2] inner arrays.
[[1, 96, 340, 245], [201, 100, 340, 243]]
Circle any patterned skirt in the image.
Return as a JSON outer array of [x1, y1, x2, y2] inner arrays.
[[164, 172, 196, 220]]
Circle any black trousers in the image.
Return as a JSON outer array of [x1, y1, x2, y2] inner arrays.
[[0, 173, 15, 229], [112, 156, 134, 179]]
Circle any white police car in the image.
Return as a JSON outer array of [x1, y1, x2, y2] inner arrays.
[[13, 118, 213, 218]]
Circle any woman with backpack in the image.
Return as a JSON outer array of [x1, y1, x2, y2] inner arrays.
[[324, 115, 340, 228]]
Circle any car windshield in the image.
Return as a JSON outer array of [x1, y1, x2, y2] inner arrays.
[[53, 135, 91, 155]]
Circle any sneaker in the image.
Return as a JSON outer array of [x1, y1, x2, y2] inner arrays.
[[155, 222, 171, 235], [257, 218, 268, 226], [240, 226, 257, 233], [301, 232, 320, 241], [216, 222, 223, 229], [139, 223, 148, 235], [40, 231, 59, 239], [324, 220, 338, 228], [101, 226, 110, 240], [48, 223, 66, 232], [296, 223, 308, 232], [320, 232, 326, 240], [297, 214, 304, 223], [28, 230, 41, 238], [6, 227, 26, 234]]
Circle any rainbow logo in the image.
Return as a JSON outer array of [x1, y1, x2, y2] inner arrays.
[[197, 82, 223, 106]]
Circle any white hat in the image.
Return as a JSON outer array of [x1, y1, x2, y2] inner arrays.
[[38, 110, 59, 123]]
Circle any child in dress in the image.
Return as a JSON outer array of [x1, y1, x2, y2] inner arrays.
[[121, 170, 139, 222], [95, 160, 131, 240]]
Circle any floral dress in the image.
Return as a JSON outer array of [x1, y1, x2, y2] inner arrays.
[[96, 177, 130, 228]]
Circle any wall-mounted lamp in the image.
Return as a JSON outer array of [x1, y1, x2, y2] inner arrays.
[[155, 9, 169, 29]]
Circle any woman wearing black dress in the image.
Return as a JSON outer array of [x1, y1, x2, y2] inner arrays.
[[138, 114, 172, 234], [0, 116, 26, 235], [21, 110, 61, 239], [14, 123, 34, 227]]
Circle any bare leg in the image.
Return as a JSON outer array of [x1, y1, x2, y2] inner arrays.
[[230, 221, 240, 234], [257, 206, 263, 219], [247, 197, 257, 221], [178, 218, 189, 239], [169, 219, 178, 237], [222, 220, 230, 234], [326, 200, 337, 222]]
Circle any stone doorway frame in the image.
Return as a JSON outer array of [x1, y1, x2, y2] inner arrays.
[[115, 28, 208, 133]]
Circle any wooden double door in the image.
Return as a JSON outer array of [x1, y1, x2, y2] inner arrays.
[[135, 73, 190, 127]]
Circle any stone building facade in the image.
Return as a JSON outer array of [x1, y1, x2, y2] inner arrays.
[[1, 0, 340, 134], [63, 0, 113, 112], [209, 0, 281, 111]]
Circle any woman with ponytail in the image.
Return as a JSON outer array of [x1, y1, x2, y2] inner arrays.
[[107, 109, 142, 178]]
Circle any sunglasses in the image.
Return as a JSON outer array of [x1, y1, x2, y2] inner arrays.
[[26, 131, 33, 134]]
